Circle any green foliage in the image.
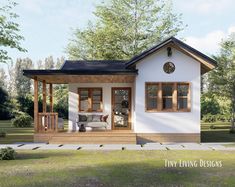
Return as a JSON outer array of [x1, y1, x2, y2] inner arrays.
[[0, 87, 13, 120], [12, 113, 33, 127], [0, 0, 26, 63], [230, 128, 235, 134], [202, 114, 217, 123], [17, 94, 34, 117], [0, 147, 16, 160], [67, 0, 185, 60], [14, 58, 33, 96], [201, 93, 220, 117], [54, 85, 68, 119], [207, 33, 235, 129], [0, 130, 6, 137]]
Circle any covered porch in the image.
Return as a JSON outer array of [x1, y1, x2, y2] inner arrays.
[[24, 69, 137, 144]]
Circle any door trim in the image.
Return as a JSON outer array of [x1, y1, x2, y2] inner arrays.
[[111, 87, 132, 130]]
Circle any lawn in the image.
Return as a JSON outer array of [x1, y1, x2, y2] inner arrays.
[[0, 120, 34, 144], [0, 150, 235, 187], [201, 122, 235, 142], [0, 120, 235, 143]]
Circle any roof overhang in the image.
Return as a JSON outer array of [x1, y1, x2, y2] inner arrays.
[[23, 69, 138, 84], [126, 37, 217, 74]]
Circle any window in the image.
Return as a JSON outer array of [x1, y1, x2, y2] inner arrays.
[[162, 83, 173, 110], [177, 84, 190, 111], [146, 84, 158, 110], [78, 88, 102, 112], [145, 82, 190, 112]]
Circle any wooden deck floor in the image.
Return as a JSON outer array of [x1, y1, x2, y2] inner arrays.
[[34, 131, 137, 144]]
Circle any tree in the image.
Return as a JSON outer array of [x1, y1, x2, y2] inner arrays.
[[14, 58, 33, 97], [0, 68, 7, 88], [208, 33, 235, 129], [0, 0, 26, 63], [44, 56, 54, 69], [0, 87, 12, 119], [66, 0, 184, 60]]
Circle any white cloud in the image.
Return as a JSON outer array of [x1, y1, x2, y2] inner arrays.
[[176, 0, 235, 14], [185, 26, 235, 55]]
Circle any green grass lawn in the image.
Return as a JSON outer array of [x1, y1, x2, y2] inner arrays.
[[0, 120, 68, 144], [0, 120, 235, 143], [201, 122, 235, 142], [0, 120, 34, 144], [0, 150, 235, 187]]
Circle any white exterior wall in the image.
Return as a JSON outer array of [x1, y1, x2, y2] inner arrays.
[[134, 47, 201, 133], [68, 83, 134, 131]]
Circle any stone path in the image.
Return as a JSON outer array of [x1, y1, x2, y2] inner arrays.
[[0, 143, 235, 151]]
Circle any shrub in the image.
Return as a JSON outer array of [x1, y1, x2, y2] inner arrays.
[[230, 128, 235, 134], [216, 114, 231, 122], [12, 114, 33, 127], [0, 147, 16, 160], [0, 130, 6, 138], [202, 114, 216, 123], [210, 125, 215, 129]]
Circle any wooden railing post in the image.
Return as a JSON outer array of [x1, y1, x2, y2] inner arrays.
[[34, 78, 39, 132], [42, 80, 47, 113], [49, 83, 53, 112]]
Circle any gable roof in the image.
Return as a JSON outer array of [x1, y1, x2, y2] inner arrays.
[[23, 37, 217, 81], [125, 36, 217, 73]]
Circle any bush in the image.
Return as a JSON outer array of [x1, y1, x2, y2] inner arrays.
[[0, 130, 6, 138], [210, 125, 215, 129], [230, 128, 235, 134], [202, 114, 216, 123], [216, 114, 231, 122], [12, 114, 33, 127], [0, 147, 16, 160]]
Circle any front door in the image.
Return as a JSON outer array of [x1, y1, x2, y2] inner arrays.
[[112, 87, 131, 130]]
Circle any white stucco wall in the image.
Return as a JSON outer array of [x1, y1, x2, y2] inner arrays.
[[134, 47, 201, 133], [68, 83, 134, 131]]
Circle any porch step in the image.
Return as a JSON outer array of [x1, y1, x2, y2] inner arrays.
[[40, 132, 137, 144]]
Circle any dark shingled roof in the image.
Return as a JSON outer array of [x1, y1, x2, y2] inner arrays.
[[61, 60, 127, 70], [23, 37, 217, 78]]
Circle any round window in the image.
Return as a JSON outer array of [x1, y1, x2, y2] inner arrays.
[[163, 62, 175, 74]]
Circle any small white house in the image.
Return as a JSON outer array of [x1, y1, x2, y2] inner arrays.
[[24, 37, 216, 143]]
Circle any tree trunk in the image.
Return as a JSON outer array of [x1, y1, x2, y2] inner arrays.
[[231, 94, 235, 130]]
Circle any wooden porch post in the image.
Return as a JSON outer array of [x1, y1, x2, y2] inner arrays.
[[34, 78, 38, 132], [42, 80, 47, 113], [49, 83, 53, 112]]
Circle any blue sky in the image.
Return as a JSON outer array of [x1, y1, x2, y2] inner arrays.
[[2, 0, 235, 68]]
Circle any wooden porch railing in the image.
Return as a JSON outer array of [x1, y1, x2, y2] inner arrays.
[[38, 113, 58, 132]]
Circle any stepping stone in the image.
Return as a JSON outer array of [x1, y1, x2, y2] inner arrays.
[[15, 143, 46, 150], [209, 145, 235, 151], [100, 144, 124, 150], [182, 143, 212, 150], [165, 144, 185, 150], [124, 144, 142, 150], [142, 144, 167, 150], [79, 144, 102, 150], [37, 144, 61, 150], [58, 144, 80, 150], [145, 142, 162, 146], [0, 144, 22, 149]]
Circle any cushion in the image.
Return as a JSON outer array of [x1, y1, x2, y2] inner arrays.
[[92, 115, 101, 122], [86, 122, 107, 128], [102, 115, 108, 122], [79, 115, 87, 122], [87, 115, 93, 122]]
